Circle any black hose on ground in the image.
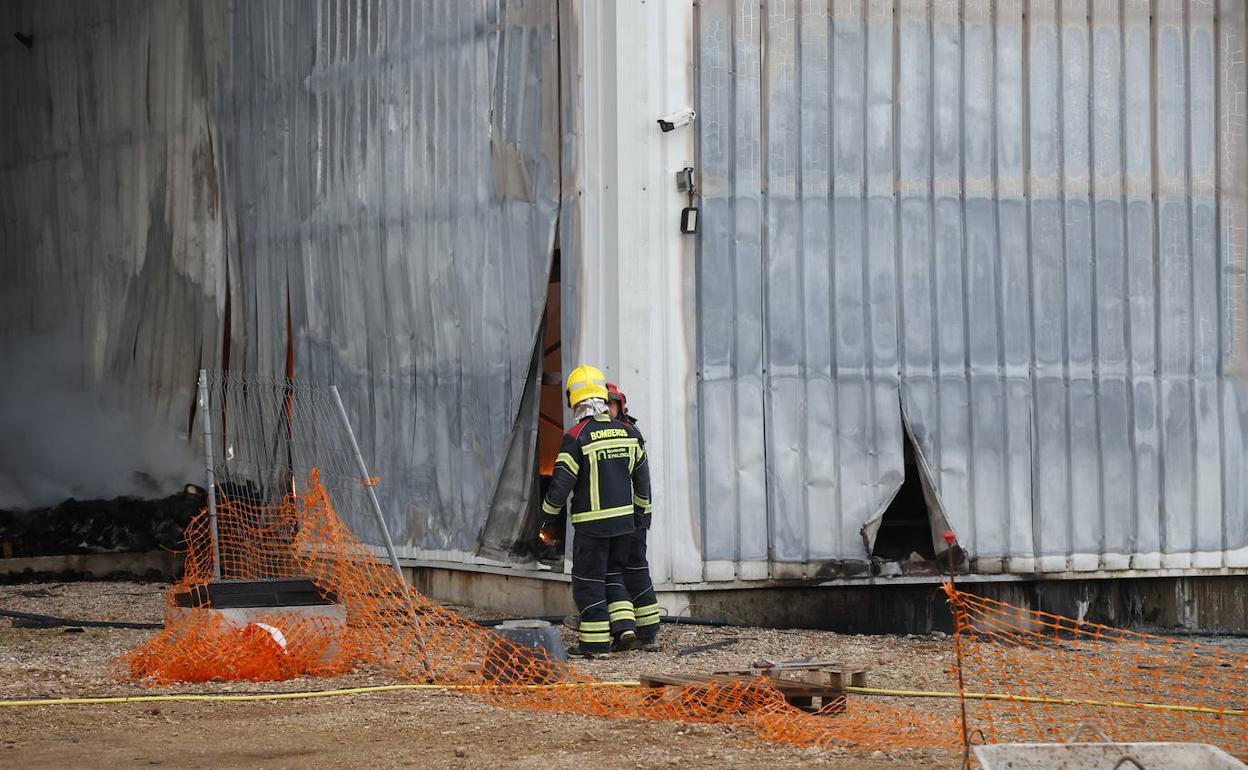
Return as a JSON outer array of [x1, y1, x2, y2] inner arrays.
[[660, 616, 729, 627], [0, 608, 162, 630], [473, 615, 566, 627], [4, 609, 729, 632], [476, 615, 729, 628]]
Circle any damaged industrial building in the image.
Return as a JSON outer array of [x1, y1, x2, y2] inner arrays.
[[2, 0, 1247, 635]]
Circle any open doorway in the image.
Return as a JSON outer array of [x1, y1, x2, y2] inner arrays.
[[475, 247, 563, 563], [533, 248, 564, 563], [536, 248, 564, 478]]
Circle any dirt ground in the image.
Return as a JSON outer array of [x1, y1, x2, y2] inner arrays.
[[0, 580, 962, 769]]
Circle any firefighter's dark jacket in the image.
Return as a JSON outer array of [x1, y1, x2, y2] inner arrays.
[[542, 413, 652, 537]]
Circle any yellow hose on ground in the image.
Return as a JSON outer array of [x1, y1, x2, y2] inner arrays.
[[1, 681, 1242, 717], [843, 685, 1246, 718], [0, 681, 642, 708]]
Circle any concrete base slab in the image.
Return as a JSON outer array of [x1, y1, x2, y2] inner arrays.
[[406, 564, 575, 618], [5, 552, 1245, 635], [405, 563, 1248, 635]]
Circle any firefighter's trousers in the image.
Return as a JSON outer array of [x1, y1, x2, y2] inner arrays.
[[623, 528, 660, 643], [571, 532, 636, 651]]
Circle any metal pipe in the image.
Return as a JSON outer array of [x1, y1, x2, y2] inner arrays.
[[198, 370, 222, 580], [330, 385, 433, 678], [944, 532, 970, 770], [329, 385, 405, 582]]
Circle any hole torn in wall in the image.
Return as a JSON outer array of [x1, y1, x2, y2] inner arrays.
[[862, 407, 959, 576]]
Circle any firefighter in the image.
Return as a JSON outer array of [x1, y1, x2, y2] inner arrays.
[[606, 383, 660, 651], [540, 365, 651, 658]]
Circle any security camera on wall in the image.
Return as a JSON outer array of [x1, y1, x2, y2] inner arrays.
[[657, 109, 695, 133]]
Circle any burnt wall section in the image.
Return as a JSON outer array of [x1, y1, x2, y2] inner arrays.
[[0, 2, 223, 509], [0, 1, 561, 552]]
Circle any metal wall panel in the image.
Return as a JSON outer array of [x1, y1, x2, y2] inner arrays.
[[695, 0, 1248, 576], [0, 0, 561, 553], [217, 0, 560, 554]]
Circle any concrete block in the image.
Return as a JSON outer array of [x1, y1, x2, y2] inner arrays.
[[974, 742, 1245, 770], [167, 605, 348, 666]]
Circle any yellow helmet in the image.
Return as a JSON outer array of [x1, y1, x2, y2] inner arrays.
[[566, 365, 608, 408]]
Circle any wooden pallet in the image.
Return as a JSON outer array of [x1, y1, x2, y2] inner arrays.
[[715, 658, 869, 692], [639, 662, 866, 714]]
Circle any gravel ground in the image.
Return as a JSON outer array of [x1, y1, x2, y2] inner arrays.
[[0, 580, 963, 769]]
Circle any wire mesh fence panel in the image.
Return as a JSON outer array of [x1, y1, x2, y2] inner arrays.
[[205, 371, 390, 567]]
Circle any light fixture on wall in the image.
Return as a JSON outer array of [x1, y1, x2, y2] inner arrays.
[[676, 167, 698, 235], [680, 206, 699, 234]]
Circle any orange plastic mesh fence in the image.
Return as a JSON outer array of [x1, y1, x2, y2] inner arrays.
[[943, 583, 1248, 756], [125, 473, 1243, 754], [123, 472, 953, 752]]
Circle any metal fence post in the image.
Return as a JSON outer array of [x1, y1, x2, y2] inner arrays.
[[330, 385, 406, 583], [198, 369, 222, 580]]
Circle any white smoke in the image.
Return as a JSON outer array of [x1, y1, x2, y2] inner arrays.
[[0, 334, 200, 510]]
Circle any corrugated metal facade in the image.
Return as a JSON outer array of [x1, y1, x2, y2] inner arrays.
[[695, 0, 1248, 577], [6, 0, 1248, 585], [0, 0, 561, 551]]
